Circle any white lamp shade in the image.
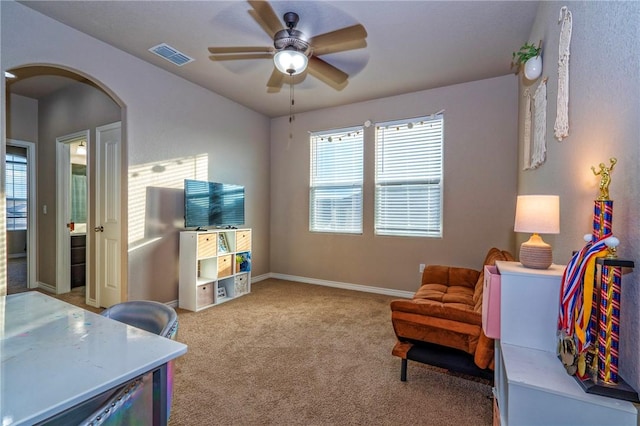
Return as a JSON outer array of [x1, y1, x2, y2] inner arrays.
[[514, 195, 560, 234], [274, 49, 308, 76]]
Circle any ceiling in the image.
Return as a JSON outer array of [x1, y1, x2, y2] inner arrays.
[[10, 1, 539, 118]]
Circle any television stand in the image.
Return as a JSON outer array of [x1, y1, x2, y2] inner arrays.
[[179, 228, 252, 312]]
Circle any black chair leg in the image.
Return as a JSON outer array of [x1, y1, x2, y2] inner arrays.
[[401, 358, 407, 381]]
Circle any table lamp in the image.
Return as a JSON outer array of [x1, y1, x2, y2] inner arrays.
[[514, 195, 560, 269]]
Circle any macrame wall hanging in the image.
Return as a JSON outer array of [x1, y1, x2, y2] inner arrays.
[[554, 6, 572, 141], [524, 79, 548, 170], [532, 78, 548, 167], [522, 88, 532, 170]]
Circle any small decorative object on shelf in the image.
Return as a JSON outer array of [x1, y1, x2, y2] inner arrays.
[[557, 159, 638, 402], [217, 286, 227, 299], [236, 252, 251, 273], [511, 41, 543, 80], [218, 233, 229, 253]]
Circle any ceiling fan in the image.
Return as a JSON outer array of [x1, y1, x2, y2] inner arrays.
[[208, 0, 368, 92]]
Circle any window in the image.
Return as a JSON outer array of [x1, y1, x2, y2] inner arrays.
[[310, 126, 364, 233], [375, 114, 444, 237], [6, 153, 28, 231]]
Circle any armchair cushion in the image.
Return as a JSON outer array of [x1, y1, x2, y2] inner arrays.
[[391, 247, 514, 372]]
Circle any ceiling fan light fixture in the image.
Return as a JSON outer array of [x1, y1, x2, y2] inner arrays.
[[274, 48, 308, 75]]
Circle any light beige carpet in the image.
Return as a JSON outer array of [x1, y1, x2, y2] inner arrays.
[[170, 278, 493, 425]]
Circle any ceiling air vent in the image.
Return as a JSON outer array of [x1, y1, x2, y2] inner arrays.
[[149, 43, 194, 66]]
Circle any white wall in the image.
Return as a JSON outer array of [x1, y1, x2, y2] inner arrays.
[[2, 0, 271, 303], [6, 95, 38, 262], [7, 94, 38, 142], [270, 75, 519, 292], [519, 1, 640, 390], [36, 82, 120, 295]]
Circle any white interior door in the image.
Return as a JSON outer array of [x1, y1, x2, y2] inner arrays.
[[95, 122, 122, 308]]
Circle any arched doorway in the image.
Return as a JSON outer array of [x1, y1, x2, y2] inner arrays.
[[5, 65, 126, 307]]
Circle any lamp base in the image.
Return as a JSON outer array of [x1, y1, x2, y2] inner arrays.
[[519, 234, 553, 269]]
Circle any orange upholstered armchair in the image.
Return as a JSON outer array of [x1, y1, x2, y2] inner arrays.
[[390, 247, 514, 381]]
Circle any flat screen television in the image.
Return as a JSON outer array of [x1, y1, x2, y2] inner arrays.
[[184, 179, 245, 229]]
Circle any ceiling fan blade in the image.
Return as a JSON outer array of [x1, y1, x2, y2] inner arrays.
[[312, 39, 367, 56], [248, 0, 284, 38], [266, 68, 284, 92], [309, 24, 367, 51], [307, 56, 349, 87], [209, 53, 273, 61], [208, 46, 273, 54]]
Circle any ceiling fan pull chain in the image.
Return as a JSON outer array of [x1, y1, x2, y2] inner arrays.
[[289, 74, 295, 139]]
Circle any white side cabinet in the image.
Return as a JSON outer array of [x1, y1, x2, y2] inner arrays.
[[179, 229, 251, 312], [493, 261, 638, 426]]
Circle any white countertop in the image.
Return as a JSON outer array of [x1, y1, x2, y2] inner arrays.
[[0, 292, 188, 425]]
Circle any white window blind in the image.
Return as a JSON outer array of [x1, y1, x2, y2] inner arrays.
[[6, 153, 28, 231], [310, 127, 363, 233], [375, 114, 443, 237]]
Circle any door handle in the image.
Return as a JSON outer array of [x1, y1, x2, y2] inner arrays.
[[94, 225, 104, 232]]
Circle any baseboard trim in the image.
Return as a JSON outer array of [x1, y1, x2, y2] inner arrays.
[[250, 273, 270, 283], [37, 275, 410, 305], [267, 273, 414, 299], [36, 281, 56, 293]]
